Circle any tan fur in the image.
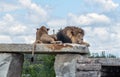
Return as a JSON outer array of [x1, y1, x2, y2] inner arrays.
[[31, 26, 61, 62], [57, 26, 90, 46], [35, 26, 58, 44]]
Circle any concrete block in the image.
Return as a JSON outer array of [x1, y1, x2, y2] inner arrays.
[[76, 64, 101, 71]]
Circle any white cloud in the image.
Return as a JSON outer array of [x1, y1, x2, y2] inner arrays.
[[0, 14, 28, 35], [83, 23, 120, 57], [67, 13, 110, 25], [93, 27, 109, 41], [3, 14, 14, 22], [83, 27, 110, 46], [26, 14, 47, 24], [21, 36, 35, 43], [18, 0, 48, 24], [9, 24, 27, 34], [46, 13, 110, 29], [0, 14, 14, 34], [0, 2, 20, 12], [19, 0, 47, 21], [0, 35, 12, 43], [111, 23, 120, 41], [47, 19, 67, 27], [19, 0, 31, 7], [83, 27, 94, 37], [0, 13, 36, 43], [86, 0, 119, 11]]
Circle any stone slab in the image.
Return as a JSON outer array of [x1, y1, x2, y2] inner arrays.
[[0, 44, 89, 54]]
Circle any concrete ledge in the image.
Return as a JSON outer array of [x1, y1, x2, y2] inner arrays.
[[0, 44, 89, 54]]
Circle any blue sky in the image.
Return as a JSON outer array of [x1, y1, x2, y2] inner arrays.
[[0, 0, 120, 57]]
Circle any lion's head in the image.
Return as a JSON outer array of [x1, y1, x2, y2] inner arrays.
[[39, 26, 49, 34], [66, 27, 84, 43], [57, 26, 84, 44]]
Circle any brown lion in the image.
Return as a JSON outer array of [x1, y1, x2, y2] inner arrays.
[[31, 26, 61, 61], [57, 26, 90, 46], [35, 26, 59, 44]]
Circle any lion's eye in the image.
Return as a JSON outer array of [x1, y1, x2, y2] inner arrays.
[[79, 32, 82, 34]]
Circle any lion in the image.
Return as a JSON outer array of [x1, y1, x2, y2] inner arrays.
[[57, 26, 90, 46], [37, 26, 58, 44], [31, 26, 61, 62]]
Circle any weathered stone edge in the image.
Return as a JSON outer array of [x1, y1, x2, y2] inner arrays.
[[0, 44, 89, 54]]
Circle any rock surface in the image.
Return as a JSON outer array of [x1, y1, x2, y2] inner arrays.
[[54, 54, 83, 77], [54, 56, 120, 77], [0, 53, 24, 77]]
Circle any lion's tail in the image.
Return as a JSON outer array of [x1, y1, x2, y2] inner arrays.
[[31, 43, 36, 62]]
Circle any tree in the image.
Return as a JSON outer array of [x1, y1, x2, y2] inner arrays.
[[22, 54, 55, 77], [90, 51, 116, 58]]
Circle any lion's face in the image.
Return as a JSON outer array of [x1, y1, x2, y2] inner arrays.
[[65, 27, 84, 43], [70, 30, 84, 43], [57, 26, 85, 44]]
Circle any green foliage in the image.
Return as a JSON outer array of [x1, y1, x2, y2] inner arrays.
[[90, 51, 116, 58], [22, 54, 55, 77]]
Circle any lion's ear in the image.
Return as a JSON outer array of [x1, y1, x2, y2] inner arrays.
[[47, 28, 49, 31], [37, 28, 39, 30]]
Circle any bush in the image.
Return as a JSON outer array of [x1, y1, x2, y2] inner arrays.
[[22, 54, 55, 77]]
